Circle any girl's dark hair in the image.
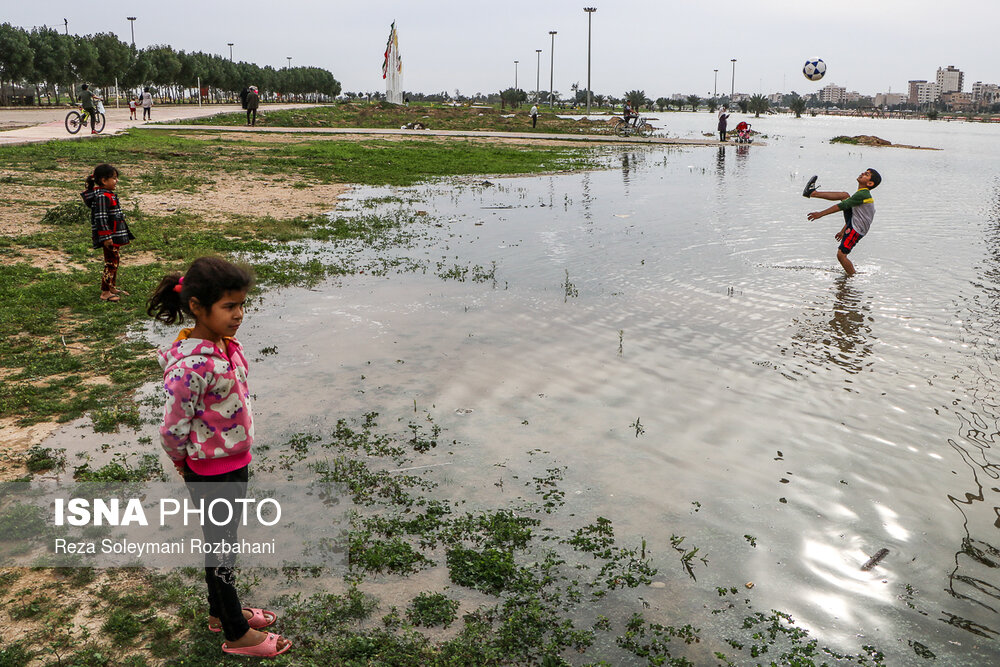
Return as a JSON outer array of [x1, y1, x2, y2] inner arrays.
[[86, 164, 119, 190], [147, 256, 254, 325]]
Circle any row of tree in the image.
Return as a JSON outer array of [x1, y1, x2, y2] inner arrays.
[[0, 23, 341, 105]]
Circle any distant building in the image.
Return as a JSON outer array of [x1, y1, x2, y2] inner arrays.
[[910, 81, 941, 105], [971, 81, 1000, 104], [942, 91, 974, 110], [875, 92, 905, 107], [819, 83, 846, 104], [936, 65, 964, 94]]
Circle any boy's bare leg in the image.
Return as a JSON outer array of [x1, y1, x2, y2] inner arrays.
[[837, 250, 856, 276], [808, 190, 850, 201]]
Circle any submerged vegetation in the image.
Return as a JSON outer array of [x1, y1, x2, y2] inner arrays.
[[2, 414, 892, 664]]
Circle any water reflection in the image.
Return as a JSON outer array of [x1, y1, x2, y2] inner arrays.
[[715, 146, 726, 178], [944, 179, 1000, 639], [783, 275, 874, 376]]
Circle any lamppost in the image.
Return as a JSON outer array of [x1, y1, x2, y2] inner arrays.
[[286, 56, 292, 69], [548, 31, 557, 107], [584, 7, 596, 115], [227, 43, 234, 61], [535, 49, 542, 102], [126, 17, 136, 46], [514, 60, 519, 90], [713, 69, 718, 99], [730, 58, 737, 98]]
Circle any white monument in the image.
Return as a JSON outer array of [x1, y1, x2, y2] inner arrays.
[[383, 22, 403, 104]]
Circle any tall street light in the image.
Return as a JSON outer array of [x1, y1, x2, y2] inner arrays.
[[287, 56, 292, 69], [227, 43, 234, 61], [535, 49, 542, 102], [584, 7, 596, 115], [514, 60, 519, 90], [126, 17, 136, 46], [730, 58, 737, 97], [713, 69, 718, 99], [548, 31, 557, 107]]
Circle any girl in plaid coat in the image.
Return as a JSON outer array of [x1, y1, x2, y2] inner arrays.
[[81, 164, 135, 302]]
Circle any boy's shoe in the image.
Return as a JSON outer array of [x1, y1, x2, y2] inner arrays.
[[802, 175, 818, 198]]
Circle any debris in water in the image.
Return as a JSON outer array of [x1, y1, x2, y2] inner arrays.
[[861, 548, 890, 571], [455, 408, 474, 415], [745, 582, 754, 589], [614, 213, 631, 218]]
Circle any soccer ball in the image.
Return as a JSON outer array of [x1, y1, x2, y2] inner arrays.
[[803, 59, 827, 82]]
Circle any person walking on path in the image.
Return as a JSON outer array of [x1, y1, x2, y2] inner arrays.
[[530, 104, 538, 128], [141, 88, 153, 120], [717, 105, 730, 142], [246, 86, 259, 126], [128, 97, 137, 120], [804, 169, 882, 276], [79, 84, 101, 134], [81, 164, 135, 302], [148, 256, 292, 658]]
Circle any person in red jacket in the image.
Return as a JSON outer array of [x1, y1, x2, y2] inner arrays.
[[81, 164, 135, 302]]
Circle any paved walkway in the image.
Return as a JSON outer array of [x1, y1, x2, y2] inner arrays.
[[0, 104, 755, 147], [141, 124, 743, 146], [0, 104, 315, 146]]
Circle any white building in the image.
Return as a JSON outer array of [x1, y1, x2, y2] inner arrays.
[[819, 83, 846, 104], [936, 65, 964, 94], [912, 81, 941, 105]]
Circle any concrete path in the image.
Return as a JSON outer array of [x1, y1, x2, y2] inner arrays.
[[141, 124, 744, 146], [0, 104, 315, 146], [0, 104, 754, 147]]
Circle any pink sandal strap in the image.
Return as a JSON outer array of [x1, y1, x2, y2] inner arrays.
[[244, 607, 277, 629], [222, 632, 291, 657]]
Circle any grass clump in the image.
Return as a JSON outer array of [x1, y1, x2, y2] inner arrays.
[[406, 592, 460, 628]]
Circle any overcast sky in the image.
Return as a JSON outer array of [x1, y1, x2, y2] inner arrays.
[[8, 0, 1000, 98]]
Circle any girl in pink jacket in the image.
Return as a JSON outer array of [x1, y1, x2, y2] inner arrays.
[[147, 256, 290, 657]]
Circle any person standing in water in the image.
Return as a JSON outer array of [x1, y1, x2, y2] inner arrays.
[[804, 169, 882, 276]]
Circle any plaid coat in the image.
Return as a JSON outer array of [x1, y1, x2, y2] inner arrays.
[[82, 188, 135, 248]]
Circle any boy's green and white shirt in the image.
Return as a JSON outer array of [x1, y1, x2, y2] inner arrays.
[[837, 188, 875, 235]]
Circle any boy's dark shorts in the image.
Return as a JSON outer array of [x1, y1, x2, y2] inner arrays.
[[839, 228, 863, 255]]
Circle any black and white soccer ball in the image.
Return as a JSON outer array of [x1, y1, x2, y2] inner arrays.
[[803, 59, 827, 82]]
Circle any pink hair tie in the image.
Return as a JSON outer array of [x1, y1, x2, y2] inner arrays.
[[173, 276, 184, 293]]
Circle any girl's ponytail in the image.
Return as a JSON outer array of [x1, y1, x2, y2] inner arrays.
[[147, 257, 253, 326], [87, 164, 118, 191], [147, 272, 186, 324]]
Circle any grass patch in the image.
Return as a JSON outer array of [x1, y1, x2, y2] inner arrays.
[[0, 128, 597, 428], [406, 592, 460, 628], [178, 101, 614, 136]]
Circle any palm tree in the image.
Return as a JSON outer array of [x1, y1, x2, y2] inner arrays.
[[686, 94, 701, 112], [655, 97, 669, 112], [624, 89, 646, 111], [748, 94, 769, 117], [707, 98, 718, 113], [789, 95, 807, 118]]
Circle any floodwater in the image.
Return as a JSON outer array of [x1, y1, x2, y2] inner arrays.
[[47, 112, 1000, 663]]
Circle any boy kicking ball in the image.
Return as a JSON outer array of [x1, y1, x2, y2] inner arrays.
[[803, 169, 881, 276]]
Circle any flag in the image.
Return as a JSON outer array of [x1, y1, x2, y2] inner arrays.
[[382, 22, 395, 79]]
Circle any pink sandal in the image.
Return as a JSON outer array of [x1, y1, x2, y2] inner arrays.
[[208, 607, 277, 632], [221, 632, 291, 657]]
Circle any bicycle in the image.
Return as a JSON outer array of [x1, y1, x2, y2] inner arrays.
[[612, 115, 654, 138], [65, 101, 106, 134]]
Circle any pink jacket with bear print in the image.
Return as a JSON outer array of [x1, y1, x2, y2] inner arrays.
[[158, 330, 254, 476]]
